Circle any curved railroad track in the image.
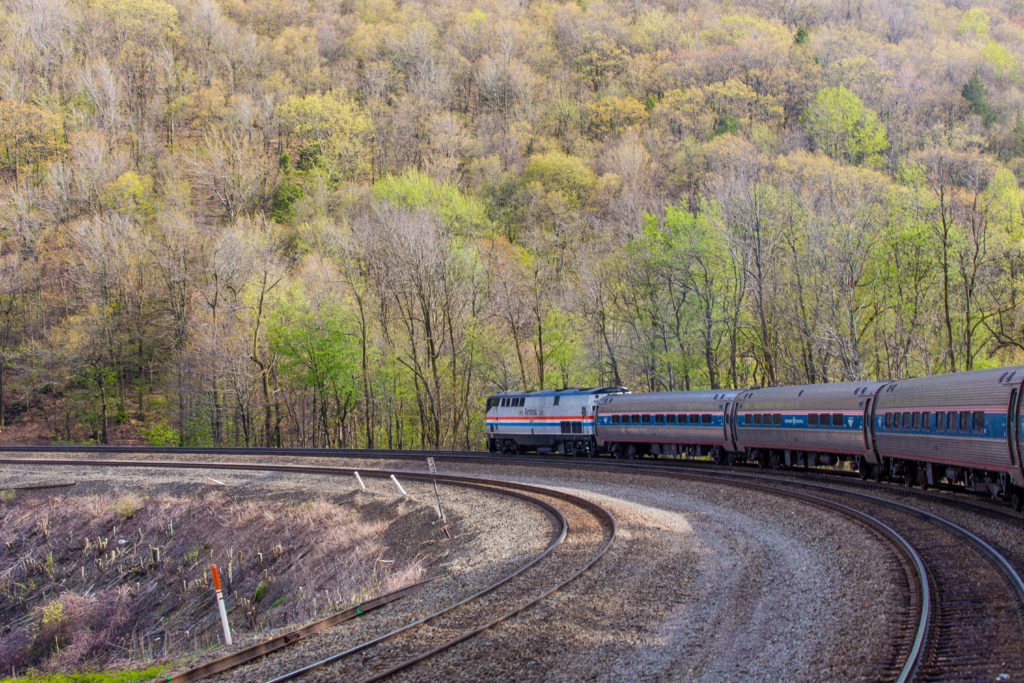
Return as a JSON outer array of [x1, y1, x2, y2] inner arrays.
[[5, 449, 1024, 679], [0, 456, 615, 682]]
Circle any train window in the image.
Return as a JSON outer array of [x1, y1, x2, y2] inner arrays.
[[654, 414, 665, 424], [808, 413, 818, 426], [702, 414, 712, 424], [934, 412, 943, 431], [560, 421, 570, 434], [666, 414, 676, 424], [572, 421, 583, 434], [690, 414, 700, 423], [773, 413, 782, 425], [973, 411, 985, 433], [960, 411, 970, 432], [819, 413, 830, 427], [486, 398, 497, 410], [553, 396, 560, 406], [884, 412, 892, 428], [922, 412, 931, 430], [902, 412, 911, 429], [744, 414, 752, 425], [500, 398, 506, 407], [832, 413, 843, 426], [753, 414, 762, 425], [641, 414, 651, 424], [631, 414, 641, 424], [679, 414, 688, 424], [519, 398, 525, 406], [912, 412, 920, 429], [611, 415, 620, 425], [947, 411, 957, 431]]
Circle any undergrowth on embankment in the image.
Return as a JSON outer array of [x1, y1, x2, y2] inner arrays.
[[0, 486, 433, 677]]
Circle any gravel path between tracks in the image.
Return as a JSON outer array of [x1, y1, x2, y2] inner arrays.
[[385, 464, 901, 682], [2, 455, 901, 680]]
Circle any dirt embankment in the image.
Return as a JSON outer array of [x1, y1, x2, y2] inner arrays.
[[0, 483, 435, 676]]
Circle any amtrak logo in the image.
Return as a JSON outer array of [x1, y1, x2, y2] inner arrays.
[[784, 416, 798, 426], [847, 417, 854, 427]]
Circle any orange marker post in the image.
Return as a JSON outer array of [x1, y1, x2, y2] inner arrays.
[[211, 564, 232, 645]]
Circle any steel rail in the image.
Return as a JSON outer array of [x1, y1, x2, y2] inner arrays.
[[1, 457, 594, 681], [7, 453, 943, 680]]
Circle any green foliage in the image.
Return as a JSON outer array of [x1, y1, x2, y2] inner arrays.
[[101, 172, 156, 219], [110, 496, 141, 519], [794, 27, 808, 44], [271, 179, 304, 223], [0, 665, 168, 682], [521, 151, 596, 207], [956, 8, 989, 40], [713, 114, 739, 137], [40, 601, 64, 627], [278, 91, 373, 181], [801, 86, 888, 166], [585, 96, 648, 137], [94, 0, 180, 45], [372, 169, 491, 235], [962, 73, 997, 127], [253, 579, 270, 602], [981, 41, 1021, 84], [142, 421, 178, 446]]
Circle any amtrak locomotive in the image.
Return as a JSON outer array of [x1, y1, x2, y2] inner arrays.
[[485, 365, 1024, 508]]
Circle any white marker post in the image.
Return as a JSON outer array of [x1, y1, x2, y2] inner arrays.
[[427, 457, 445, 522], [354, 471, 366, 490], [211, 564, 232, 646], [390, 474, 407, 497]]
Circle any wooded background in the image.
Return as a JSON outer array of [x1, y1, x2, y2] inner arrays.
[[1, 0, 1023, 448]]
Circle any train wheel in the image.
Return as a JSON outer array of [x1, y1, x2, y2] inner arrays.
[[502, 440, 518, 455], [626, 444, 637, 460]]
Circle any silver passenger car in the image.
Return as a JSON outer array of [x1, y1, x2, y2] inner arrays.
[[733, 381, 889, 468], [595, 390, 739, 458], [873, 366, 1024, 490]]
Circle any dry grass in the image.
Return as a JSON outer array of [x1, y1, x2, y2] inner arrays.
[[0, 488, 434, 677]]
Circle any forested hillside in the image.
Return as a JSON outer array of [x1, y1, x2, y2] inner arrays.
[[1, 0, 1023, 448]]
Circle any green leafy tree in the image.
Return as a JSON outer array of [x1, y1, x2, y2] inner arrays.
[[801, 86, 889, 166], [269, 282, 362, 447], [278, 91, 373, 181], [962, 73, 997, 127]]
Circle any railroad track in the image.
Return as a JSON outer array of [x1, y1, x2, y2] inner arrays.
[[786, 483, 1024, 680], [0, 456, 615, 682], [6, 449, 1024, 678]]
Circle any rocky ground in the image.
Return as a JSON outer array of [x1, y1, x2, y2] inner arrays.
[[1, 456, 901, 680]]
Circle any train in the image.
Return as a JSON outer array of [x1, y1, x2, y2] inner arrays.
[[485, 365, 1024, 509]]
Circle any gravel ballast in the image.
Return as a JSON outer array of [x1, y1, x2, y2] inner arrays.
[[2, 456, 903, 680]]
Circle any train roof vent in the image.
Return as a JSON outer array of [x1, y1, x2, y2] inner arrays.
[[1008, 372, 1017, 383], [999, 372, 1008, 383], [798, 390, 804, 396]]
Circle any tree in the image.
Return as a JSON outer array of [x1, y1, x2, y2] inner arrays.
[[961, 72, 996, 127], [801, 86, 888, 166], [278, 91, 374, 181], [0, 100, 64, 180]]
